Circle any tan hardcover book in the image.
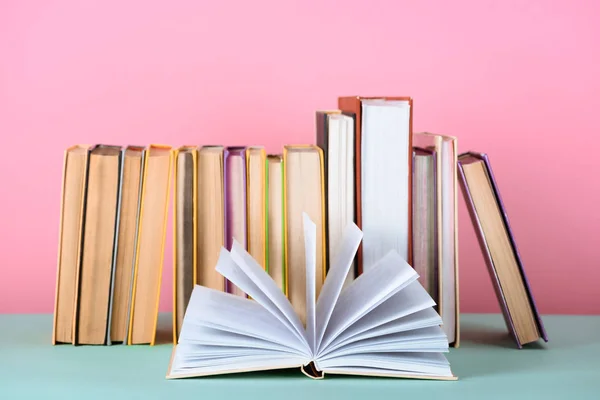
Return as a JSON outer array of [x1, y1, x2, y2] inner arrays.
[[173, 146, 197, 342], [267, 155, 285, 292], [338, 96, 413, 274], [458, 152, 547, 347], [109, 146, 144, 344], [75, 145, 122, 345], [197, 146, 226, 292], [246, 147, 266, 270], [128, 145, 173, 345], [283, 145, 326, 325], [53, 145, 90, 344], [413, 132, 460, 347]]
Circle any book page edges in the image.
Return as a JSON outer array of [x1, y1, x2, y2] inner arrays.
[[337, 96, 414, 273], [150, 147, 173, 345], [414, 132, 459, 348], [172, 148, 198, 344], [322, 369, 457, 381], [128, 145, 173, 345], [54, 146, 91, 344]]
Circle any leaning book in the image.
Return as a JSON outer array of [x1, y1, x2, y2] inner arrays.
[[166, 213, 456, 380]]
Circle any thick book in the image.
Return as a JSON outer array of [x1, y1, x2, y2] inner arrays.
[[315, 110, 356, 288], [283, 145, 326, 325], [128, 145, 173, 345], [53, 145, 91, 344], [74, 145, 122, 345], [457, 152, 548, 348], [266, 154, 285, 292], [173, 146, 198, 342], [338, 97, 413, 275], [413, 132, 460, 347], [196, 146, 226, 295], [224, 147, 248, 297], [166, 214, 455, 380]]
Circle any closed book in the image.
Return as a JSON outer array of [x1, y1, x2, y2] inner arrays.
[[196, 146, 226, 295], [337, 96, 413, 275], [109, 146, 144, 344], [53, 145, 91, 344], [283, 145, 326, 325], [173, 146, 198, 343], [413, 132, 459, 347], [75, 145, 122, 345], [412, 147, 439, 304], [224, 147, 248, 297], [315, 110, 356, 288], [457, 152, 548, 348], [246, 147, 267, 270], [128, 145, 172, 345], [266, 154, 285, 292]]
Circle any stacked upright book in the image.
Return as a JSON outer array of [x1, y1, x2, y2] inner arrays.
[[53, 144, 172, 345]]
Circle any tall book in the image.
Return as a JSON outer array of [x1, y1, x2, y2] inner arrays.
[[266, 154, 285, 292], [283, 145, 326, 325], [173, 146, 197, 342], [53, 145, 90, 344], [457, 152, 548, 347], [128, 145, 172, 345], [338, 97, 413, 274], [315, 111, 356, 288], [412, 147, 438, 303], [413, 132, 459, 347], [75, 145, 122, 345], [246, 147, 266, 270], [224, 147, 248, 297], [197, 146, 226, 294], [110, 146, 144, 344]]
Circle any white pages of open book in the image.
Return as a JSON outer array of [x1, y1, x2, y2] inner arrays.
[[167, 213, 455, 380]]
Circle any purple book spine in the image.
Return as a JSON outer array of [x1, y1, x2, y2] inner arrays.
[[223, 146, 247, 296], [458, 152, 548, 347]]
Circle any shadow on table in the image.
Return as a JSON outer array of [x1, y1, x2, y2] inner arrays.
[[459, 318, 548, 350]]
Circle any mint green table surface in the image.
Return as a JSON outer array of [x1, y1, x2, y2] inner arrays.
[[1, 313, 599, 399]]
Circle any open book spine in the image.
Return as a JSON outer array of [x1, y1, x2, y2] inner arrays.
[[457, 152, 547, 347]]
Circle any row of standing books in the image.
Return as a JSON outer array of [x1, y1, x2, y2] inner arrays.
[[53, 145, 172, 345], [52, 95, 547, 349]]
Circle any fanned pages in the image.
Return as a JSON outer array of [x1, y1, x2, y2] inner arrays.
[[167, 214, 454, 380]]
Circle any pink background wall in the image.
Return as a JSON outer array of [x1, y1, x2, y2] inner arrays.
[[1, 0, 599, 314]]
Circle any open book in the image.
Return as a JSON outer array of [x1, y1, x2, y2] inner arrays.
[[167, 214, 455, 380]]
